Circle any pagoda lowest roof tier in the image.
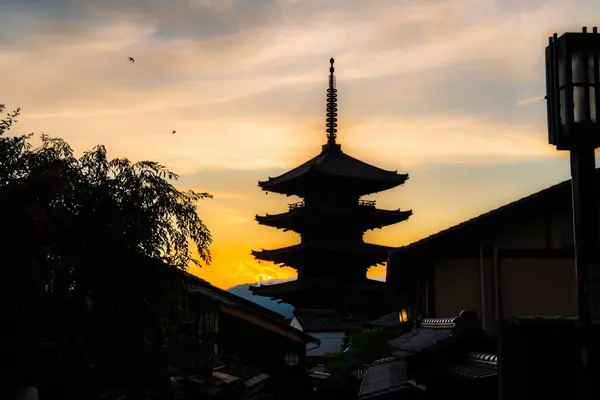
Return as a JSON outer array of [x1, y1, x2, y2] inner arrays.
[[250, 279, 390, 314], [258, 142, 409, 196], [251, 241, 392, 268], [249, 278, 387, 297], [255, 202, 413, 232]]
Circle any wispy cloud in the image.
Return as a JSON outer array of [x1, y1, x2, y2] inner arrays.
[[340, 115, 555, 169], [3, 0, 600, 288], [253, 277, 297, 287], [517, 95, 545, 106]]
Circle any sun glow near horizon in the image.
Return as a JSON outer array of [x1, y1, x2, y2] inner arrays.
[[255, 272, 274, 283]]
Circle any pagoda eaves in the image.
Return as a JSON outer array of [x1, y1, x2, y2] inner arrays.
[[251, 241, 392, 269], [255, 202, 413, 233], [250, 58, 410, 318], [249, 279, 394, 315], [249, 278, 386, 297], [259, 143, 409, 197]]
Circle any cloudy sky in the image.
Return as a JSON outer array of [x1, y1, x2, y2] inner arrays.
[[2, 0, 599, 289]]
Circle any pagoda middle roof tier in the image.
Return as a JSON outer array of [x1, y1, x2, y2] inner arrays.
[[258, 143, 409, 197], [251, 241, 392, 269], [255, 202, 413, 232]]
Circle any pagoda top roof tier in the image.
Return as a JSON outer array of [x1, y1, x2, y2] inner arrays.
[[255, 202, 413, 233], [258, 58, 409, 197], [258, 143, 409, 197], [251, 241, 392, 269]]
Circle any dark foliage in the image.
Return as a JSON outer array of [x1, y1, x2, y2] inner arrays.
[[0, 104, 213, 398], [325, 325, 408, 378]]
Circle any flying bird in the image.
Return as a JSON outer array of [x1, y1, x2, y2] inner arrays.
[[172, 130, 176, 134], [128, 57, 135, 63]]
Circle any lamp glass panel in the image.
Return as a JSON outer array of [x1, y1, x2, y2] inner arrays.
[[572, 52, 585, 83], [590, 87, 597, 123], [588, 53, 596, 84], [560, 88, 567, 125], [559, 56, 566, 86], [574, 86, 586, 123]]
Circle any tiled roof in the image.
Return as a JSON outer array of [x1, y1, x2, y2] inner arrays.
[[388, 310, 481, 358], [448, 352, 498, 380], [365, 312, 401, 328], [258, 143, 408, 195], [255, 206, 412, 233], [358, 358, 408, 400], [294, 309, 368, 333], [389, 170, 600, 259], [295, 309, 339, 332], [251, 241, 392, 267], [389, 327, 453, 355], [250, 278, 386, 297], [183, 272, 284, 321], [180, 271, 319, 344], [260, 144, 407, 185]]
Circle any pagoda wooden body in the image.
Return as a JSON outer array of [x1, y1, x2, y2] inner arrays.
[[250, 59, 412, 318]]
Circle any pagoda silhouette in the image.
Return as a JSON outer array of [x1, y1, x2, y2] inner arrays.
[[250, 58, 412, 325]]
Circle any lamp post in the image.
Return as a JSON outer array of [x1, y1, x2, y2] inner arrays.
[[545, 27, 600, 394], [546, 26, 600, 328]]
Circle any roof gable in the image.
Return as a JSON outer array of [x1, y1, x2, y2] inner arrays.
[[182, 271, 285, 321], [390, 173, 583, 258], [180, 271, 319, 344]]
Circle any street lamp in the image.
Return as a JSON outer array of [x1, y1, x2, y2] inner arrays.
[[545, 26, 600, 329], [398, 308, 408, 324]]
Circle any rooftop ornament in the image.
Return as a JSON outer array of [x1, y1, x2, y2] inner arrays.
[[326, 57, 338, 146]]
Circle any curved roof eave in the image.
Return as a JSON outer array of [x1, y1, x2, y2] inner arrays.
[[255, 209, 412, 232], [257, 147, 409, 190]]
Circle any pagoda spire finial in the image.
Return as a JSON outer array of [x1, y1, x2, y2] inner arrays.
[[326, 57, 338, 145]]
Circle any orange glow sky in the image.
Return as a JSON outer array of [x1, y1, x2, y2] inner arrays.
[[2, 0, 599, 289]]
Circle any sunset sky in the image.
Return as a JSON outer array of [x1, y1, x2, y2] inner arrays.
[[2, 0, 600, 289]]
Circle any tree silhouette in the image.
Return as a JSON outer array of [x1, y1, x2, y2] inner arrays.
[[0, 104, 213, 398]]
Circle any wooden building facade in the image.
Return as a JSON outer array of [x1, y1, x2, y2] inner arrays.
[[387, 174, 600, 335], [177, 272, 320, 399]]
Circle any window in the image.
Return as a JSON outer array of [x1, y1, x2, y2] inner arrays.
[[198, 312, 219, 356], [198, 314, 205, 334], [199, 311, 218, 335], [179, 298, 188, 312], [284, 350, 299, 367], [205, 312, 216, 331]]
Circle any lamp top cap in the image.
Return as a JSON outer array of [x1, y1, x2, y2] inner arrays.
[[549, 27, 600, 44]]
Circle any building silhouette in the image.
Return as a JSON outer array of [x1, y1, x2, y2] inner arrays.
[[251, 58, 411, 327]]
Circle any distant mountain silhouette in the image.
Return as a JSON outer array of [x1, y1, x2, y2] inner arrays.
[[226, 277, 385, 318], [227, 279, 295, 318]]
